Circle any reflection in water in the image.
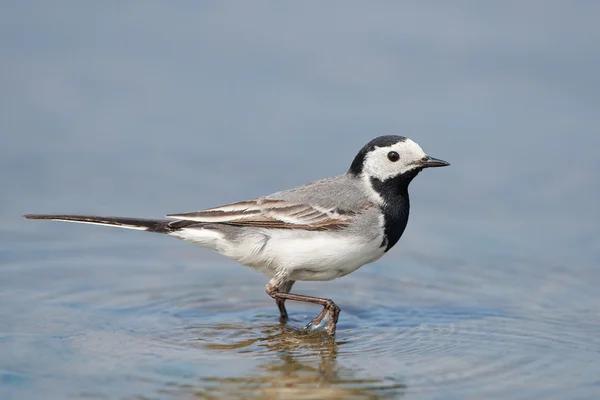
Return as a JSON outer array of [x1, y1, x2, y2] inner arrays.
[[159, 323, 406, 399]]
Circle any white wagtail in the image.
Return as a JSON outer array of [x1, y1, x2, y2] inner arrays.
[[25, 135, 449, 336]]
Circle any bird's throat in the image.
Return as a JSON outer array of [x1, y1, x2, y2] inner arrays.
[[370, 174, 413, 251]]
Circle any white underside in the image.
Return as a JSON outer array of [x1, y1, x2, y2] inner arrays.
[[35, 218, 387, 281], [169, 227, 387, 281]]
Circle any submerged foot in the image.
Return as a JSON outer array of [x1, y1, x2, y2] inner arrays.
[[305, 313, 329, 331], [304, 302, 341, 336]]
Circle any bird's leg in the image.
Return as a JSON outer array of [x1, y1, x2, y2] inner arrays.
[[275, 280, 295, 322], [266, 279, 341, 336], [276, 299, 288, 322]]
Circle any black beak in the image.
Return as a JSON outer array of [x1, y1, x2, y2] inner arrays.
[[419, 156, 450, 168]]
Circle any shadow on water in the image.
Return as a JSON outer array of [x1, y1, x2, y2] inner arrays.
[[157, 323, 406, 399]]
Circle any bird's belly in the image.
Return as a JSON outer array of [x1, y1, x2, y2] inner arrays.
[[174, 226, 386, 281], [254, 230, 386, 281]]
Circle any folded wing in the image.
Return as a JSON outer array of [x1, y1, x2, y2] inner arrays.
[[166, 199, 357, 231]]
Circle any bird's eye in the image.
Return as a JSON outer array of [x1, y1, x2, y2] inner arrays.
[[387, 151, 400, 162]]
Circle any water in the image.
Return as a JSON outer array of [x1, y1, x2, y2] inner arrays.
[[2, 2, 600, 399]]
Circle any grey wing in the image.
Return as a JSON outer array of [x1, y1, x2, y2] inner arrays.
[[166, 198, 354, 231], [166, 174, 373, 231]]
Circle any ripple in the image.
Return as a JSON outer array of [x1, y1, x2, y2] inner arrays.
[[145, 322, 407, 398], [4, 246, 600, 399], [332, 271, 600, 396], [123, 271, 600, 398]]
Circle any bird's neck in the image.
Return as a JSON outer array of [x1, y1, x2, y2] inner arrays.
[[369, 171, 419, 251]]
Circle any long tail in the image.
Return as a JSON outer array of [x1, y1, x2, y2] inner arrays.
[[23, 214, 184, 233]]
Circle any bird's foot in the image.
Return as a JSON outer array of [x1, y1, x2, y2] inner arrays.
[[304, 301, 341, 336], [305, 313, 329, 331]]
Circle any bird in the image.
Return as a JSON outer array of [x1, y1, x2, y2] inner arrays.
[[24, 135, 449, 336]]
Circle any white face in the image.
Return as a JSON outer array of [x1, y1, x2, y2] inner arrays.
[[361, 138, 428, 181]]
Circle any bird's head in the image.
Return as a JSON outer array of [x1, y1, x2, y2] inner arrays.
[[349, 135, 449, 204]]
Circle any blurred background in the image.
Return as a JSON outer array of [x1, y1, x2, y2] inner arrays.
[[1, 2, 599, 399]]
